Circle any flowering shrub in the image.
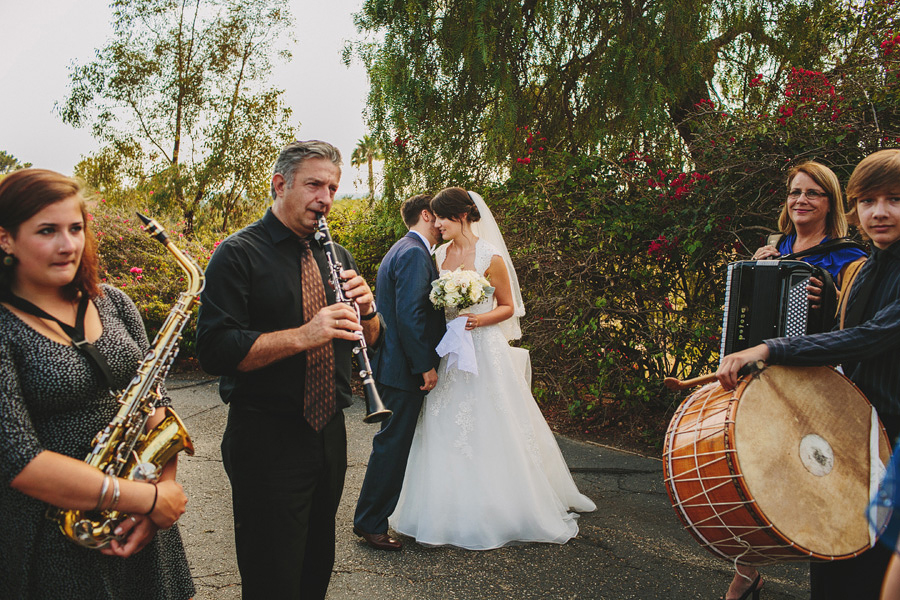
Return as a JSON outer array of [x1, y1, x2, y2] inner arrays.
[[90, 203, 222, 365], [512, 126, 548, 167], [479, 42, 899, 445], [495, 148, 728, 442]]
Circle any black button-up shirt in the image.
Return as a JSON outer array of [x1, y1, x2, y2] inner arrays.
[[196, 209, 380, 414], [766, 240, 900, 418]]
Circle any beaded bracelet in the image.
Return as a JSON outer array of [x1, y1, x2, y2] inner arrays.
[[145, 484, 159, 516]]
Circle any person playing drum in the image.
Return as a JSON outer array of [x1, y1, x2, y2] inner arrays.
[[718, 148, 900, 600], [718, 161, 867, 600]]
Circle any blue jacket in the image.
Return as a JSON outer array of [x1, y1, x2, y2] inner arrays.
[[371, 232, 445, 392]]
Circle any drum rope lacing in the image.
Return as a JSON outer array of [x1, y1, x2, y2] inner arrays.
[[664, 382, 807, 564]]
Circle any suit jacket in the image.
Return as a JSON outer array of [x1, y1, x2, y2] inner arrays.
[[371, 232, 445, 393]]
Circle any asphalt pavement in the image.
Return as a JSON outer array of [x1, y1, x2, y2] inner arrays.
[[169, 373, 808, 599]]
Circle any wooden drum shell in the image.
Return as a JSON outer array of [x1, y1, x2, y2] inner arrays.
[[663, 365, 891, 565]]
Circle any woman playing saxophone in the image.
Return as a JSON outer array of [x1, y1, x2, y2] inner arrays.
[[0, 169, 194, 599]]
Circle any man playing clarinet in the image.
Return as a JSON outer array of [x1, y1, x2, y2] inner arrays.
[[196, 140, 383, 600]]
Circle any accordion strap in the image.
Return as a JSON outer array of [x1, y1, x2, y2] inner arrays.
[[780, 237, 868, 261]]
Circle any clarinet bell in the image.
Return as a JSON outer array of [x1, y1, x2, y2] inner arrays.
[[362, 378, 391, 423]]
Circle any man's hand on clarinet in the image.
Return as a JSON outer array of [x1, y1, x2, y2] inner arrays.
[[716, 344, 770, 391], [339, 269, 375, 316], [306, 303, 363, 346]]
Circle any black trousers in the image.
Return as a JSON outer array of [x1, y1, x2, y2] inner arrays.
[[221, 406, 347, 600], [809, 414, 900, 600]]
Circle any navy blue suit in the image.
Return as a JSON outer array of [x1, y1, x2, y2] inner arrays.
[[354, 232, 444, 535]]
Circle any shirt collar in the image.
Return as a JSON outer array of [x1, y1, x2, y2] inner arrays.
[[410, 230, 436, 254], [262, 208, 314, 246]]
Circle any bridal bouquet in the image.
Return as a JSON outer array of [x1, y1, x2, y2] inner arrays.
[[430, 268, 491, 310]]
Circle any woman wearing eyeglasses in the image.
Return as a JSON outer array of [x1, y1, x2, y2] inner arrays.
[[752, 161, 866, 289], [721, 161, 867, 600]]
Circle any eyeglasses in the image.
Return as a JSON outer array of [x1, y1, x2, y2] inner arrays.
[[788, 189, 828, 200]]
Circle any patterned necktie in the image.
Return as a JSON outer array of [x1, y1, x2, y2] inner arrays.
[[300, 240, 335, 431]]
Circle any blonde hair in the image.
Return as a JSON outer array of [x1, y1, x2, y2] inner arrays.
[[777, 161, 848, 239]]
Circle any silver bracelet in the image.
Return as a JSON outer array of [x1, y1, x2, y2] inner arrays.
[[96, 474, 111, 511], [109, 476, 121, 512]]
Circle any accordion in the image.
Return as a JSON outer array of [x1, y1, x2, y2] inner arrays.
[[719, 260, 836, 359]]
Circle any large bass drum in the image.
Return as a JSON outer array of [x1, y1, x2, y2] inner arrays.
[[663, 365, 890, 565]]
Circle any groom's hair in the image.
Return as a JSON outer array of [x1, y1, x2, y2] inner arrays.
[[401, 194, 434, 227]]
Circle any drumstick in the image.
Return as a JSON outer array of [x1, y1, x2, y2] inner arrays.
[[663, 361, 765, 391], [663, 374, 717, 390]]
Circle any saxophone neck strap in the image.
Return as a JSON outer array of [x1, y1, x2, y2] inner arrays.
[[2, 291, 115, 389]]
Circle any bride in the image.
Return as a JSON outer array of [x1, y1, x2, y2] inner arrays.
[[389, 187, 596, 550]]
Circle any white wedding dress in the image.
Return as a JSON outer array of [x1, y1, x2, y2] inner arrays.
[[389, 239, 596, 550]]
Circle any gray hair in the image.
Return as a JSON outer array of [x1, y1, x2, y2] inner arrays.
[[270, 140, 343, 200]]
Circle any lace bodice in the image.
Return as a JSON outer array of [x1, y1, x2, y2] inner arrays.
[[435, 239, 500, 319]]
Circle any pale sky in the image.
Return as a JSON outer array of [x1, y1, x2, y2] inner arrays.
[[0, 0, 378, 195]]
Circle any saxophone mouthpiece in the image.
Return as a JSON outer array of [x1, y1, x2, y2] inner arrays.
[[136, 212, 169, 244]]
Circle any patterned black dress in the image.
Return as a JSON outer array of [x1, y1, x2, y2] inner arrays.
[[0, 285, 195, 599]]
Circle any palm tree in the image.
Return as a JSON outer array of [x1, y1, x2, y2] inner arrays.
[[350, 135, 382, 202]]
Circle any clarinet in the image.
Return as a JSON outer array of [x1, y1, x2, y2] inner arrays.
[[314, 213, 392, 423]]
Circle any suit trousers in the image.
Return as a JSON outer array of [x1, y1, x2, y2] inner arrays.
[[222, 405, 347, 600], [354, 383, 425, 534]]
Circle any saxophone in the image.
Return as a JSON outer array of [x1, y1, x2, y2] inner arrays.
[[50, 213, 204, 549]]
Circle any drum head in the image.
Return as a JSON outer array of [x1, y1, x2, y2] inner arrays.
[[735, 365, 891, 557]]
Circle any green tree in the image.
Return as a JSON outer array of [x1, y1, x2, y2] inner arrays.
[[350, 134, 383, 202], [350, 0, 867, 199], [59, 0, 296, 235], [0, 150, 32, 174], [344, 0, 900, 446]]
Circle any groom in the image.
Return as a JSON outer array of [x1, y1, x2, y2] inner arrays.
[[353, 194, 445, 550]]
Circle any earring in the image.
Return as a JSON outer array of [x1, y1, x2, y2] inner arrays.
[[3, 254, 14, 267]]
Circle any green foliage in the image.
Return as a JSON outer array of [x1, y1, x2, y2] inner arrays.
[[341, 0, 899, 445], [60, 0, 296, 235], [350, 0, 852, 200], [90, 201, 223, 361], [350, 135, 384, 202], [0, 150, 32, 174], [490, 10, 899, 438], [327, 196, 406, 287]]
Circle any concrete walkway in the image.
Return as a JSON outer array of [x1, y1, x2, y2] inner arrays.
[[169, 374, 807, 599]]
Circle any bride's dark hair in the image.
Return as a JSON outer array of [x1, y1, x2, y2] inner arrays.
[[431, 187, 481, 222]]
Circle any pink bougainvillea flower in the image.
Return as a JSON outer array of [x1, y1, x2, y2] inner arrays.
[[130, 267, 143, 274]]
